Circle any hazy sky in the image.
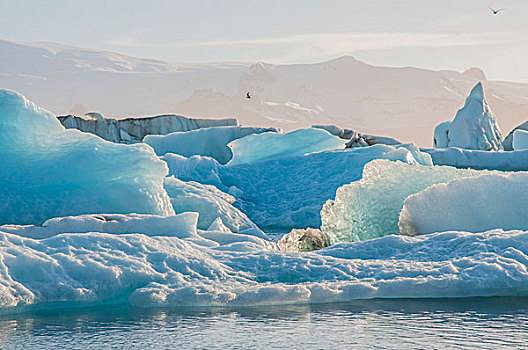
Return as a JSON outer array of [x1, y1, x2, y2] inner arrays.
[[2, 0, 527, 82]]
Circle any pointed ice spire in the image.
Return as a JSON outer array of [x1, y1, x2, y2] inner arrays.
[[446, 82, 503, 150], [464, 81, 484, 105]]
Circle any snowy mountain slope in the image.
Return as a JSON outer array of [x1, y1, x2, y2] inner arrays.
[[2, 39, 528, 146]]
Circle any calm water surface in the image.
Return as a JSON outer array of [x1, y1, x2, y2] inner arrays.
[[0, 298, 527, 349]]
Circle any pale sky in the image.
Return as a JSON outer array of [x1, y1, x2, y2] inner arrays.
[[2, 0, 527, 82]]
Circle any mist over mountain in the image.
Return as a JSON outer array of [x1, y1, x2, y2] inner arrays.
[[2, 39, 528, 146]]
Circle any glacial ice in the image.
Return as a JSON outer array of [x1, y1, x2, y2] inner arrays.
[[312, 125, 402, 148], [399, 173, 528, 235], [163, 144, 431, 230], [433, 121, 450, 148], [424, 147, 528, 171], [1, 228, 528, 312], [227, 128, 346, 166], [163, 176, 256, 232], [0, 212, 200, 239], [502, 120, 528, 150], [320, 160, 496, 244], [59, 113, 238, 143], [433, 82, 503, 150], [513, 129, 528, 150], [0, 89, 174, 225], [144, 126, 278, 164]]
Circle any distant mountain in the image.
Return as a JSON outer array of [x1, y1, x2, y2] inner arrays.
[[2, 39, 528, 146]]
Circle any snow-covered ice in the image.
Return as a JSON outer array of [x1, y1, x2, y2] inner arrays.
[[424, 147, 528, 171], [163, 144, 431, 230], [0, 90, 174, 225], [433, 82, 503, 150], [144, 126, 278, 164], [163, 176, 256, 232], [227, 128, 346, 165], [320, 160, 497, 244], [399, 173, 528, 235], [0, 228, 528, 312]]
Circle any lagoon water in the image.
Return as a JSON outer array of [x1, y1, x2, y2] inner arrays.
[[1, 298, 527, 349]]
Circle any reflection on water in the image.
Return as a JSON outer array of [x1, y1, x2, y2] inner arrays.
[[1, 298, 527, 349]]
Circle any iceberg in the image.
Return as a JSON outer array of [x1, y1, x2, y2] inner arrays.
[[0, 212, 274, 251], [512, 129, 528, 150], [144, 126, 278, 164], [502, 120, 528, 151], [227, 128, 346, 166], [433, 82, 503, 151], [0, 90, 174, 225], [277, 228, 328, 252], [0, 228, 527, 312], [163, 144, 432, 230], [433, 121, 450, 148], [312, 124, 402, 148], [59, 113, 238, 143], [424, 147, 528, 171], [320, 160, 497, 244], [399, 173, 528, 235], [0, 212, 200, 239], [163, 176, 256, 232]]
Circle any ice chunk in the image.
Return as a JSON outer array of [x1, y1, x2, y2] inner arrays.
[[0, 213, 199, 239], [320, 159, 497, 244], [59, 113, 238, 143], [163, 176, 256, 233], [0, 90, 174, 225], [433, 121, 450, 148], [424, 147, 528, 171], [513, 129, 528, 150], [433, 82, 503, 150], [399, 173, 528, 235], [207, 217, 232, 233], [163, 144, 432, 230], [502, 120, 528, 150], [227, 128, 346, 166], [144, 126, 278, 164], [0, 228, 528, 311], [161, 153, 226, 190], [277, 228, 328, 252]]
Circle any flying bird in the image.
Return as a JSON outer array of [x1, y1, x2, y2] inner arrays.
[[489, 7, 505, 15], [246, 92, 251, 99]]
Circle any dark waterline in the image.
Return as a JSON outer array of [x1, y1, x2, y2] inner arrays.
[[1, 297, 527, 349]]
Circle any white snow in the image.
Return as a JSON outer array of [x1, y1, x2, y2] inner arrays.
[[227, 128, 346, 166], [0, 90, 174, 225], [433, 82, 503, 150], [144, 126, 278, 164], [399, 173, 528, 235]]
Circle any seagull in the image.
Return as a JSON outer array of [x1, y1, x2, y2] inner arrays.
[[489, 7, 505, 15], [246, 92, 251, 99]]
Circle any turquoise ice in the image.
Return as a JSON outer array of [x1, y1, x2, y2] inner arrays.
[[163, 144, 431, 230], [0, 90, 174, 225]]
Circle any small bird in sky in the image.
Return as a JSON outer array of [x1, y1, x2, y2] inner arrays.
[[246, 92, 251, 99], [489, 7, 505, 15]]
